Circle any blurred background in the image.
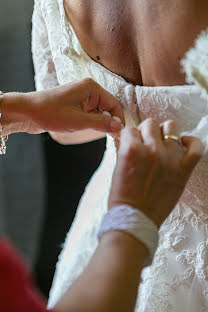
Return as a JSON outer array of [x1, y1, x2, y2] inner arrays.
[[0, 0, 106, 296]]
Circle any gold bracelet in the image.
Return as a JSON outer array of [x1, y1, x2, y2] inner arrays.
[[0, 91, 8, 155]]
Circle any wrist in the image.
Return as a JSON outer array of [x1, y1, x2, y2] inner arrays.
[[0, 92, 35, 135], [100, 230, 148, 262], [1, 92, 27, 133], [99, 205, 159, 259]]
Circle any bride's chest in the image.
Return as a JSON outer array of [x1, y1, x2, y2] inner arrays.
[[63, 0, 142, 84], [63, 0, 208, 86]]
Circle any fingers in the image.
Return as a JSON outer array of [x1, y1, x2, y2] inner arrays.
[[80, 79, 125, 126], [161, 120, 183, 158], [97, 87, 125, 126], [108, 127, 144, 211], [138, 118, 203, 177], [138, 118, 164, 151], [73, 110, 122, 133], [181, 136, 204, 173], [161, 120, 180, 142], [119, 127, 143, 158]]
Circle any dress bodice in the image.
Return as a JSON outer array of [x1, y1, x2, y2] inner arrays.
[[32, 1, 208, 311], [37, 0, 208, 133]]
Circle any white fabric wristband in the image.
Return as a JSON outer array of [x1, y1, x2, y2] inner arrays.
[[98, 205, 159, 259]]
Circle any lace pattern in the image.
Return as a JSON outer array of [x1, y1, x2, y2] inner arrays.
[[182, 30, 208, 96], [98, 205, 159, 259], [32, 1, 208, 311], [32, 0, 59, 91]]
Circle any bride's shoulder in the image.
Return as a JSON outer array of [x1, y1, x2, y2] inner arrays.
[[34, 0, 58, 10], [33, 0, 62, 22]]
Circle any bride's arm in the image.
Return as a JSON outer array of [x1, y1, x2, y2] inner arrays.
[[32, 0, 59, 92], [32, 0, 105, 145]]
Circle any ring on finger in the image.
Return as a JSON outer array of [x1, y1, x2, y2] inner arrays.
[[163, 134, 181, 144]]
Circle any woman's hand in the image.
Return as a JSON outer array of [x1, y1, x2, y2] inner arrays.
[[1, 78, 125, 136], [108, 118, 204, 227]]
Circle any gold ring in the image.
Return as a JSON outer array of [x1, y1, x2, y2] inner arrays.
[[163, 134, 180, 143]]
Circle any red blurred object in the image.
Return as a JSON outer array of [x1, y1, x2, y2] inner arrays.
[[0, 239, 54, 312]]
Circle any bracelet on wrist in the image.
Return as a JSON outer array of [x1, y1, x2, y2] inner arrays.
[[0, 92, 8, 155], [98, 205, 159, 260]]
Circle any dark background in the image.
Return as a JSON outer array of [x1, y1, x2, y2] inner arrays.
[[0, 0, 106, 296]]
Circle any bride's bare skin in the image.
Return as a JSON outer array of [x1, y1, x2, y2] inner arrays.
[[52, 0, 208, 144], [64, 0, 208, 86]]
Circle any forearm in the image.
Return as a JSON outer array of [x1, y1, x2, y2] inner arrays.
[[49, 130, 105, 145], [54, 231, 148, 312]]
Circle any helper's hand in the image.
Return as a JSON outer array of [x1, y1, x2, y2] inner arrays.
[[108, 119, 204, 227], [2, 78, 125, 135]]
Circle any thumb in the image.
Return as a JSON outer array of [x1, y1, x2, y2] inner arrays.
[[181, 136, 204, 173], [77, 111, 122, 133]]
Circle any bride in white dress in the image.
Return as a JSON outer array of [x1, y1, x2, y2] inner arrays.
[[32, 0, 208, 311]]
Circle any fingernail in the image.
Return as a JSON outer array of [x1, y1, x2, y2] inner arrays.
[[103, 111, 112, 117], [113, 116, 122, 123], [110, 120, 121, 132], [111, 132, 120, 140]]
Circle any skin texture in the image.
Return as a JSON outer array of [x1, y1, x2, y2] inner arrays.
[[51, 0, 208, 144], [1, 78, 124, 139], [64, 0, 208, 86], [108, 119, 204, 227]]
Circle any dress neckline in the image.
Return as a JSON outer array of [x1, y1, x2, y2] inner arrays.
[[60, 0, 195, 91]]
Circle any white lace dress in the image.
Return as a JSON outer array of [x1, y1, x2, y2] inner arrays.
[[32, 1, 208, 311]]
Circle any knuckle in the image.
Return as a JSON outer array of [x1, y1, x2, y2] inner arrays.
[[82, 77, 95, 86], [119, 140, 140, 163], [120, 128, 144, 163], [170, 121, 177, 130], [139, 118, 160, 135], [128, 127, 140, 137], [121, 127, 139, 141], [162, 119, 178, 132], [125, 142, 139, 157], [143, 118, 158, 128], [166, 119, 177, 127]]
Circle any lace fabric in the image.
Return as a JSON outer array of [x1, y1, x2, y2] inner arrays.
[[32, 0, 59, 91], [182, 29, 208, 96], [32, 1, 208, 311], [98, 205, 159, 259]]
